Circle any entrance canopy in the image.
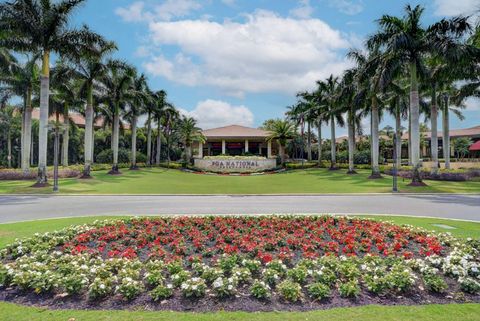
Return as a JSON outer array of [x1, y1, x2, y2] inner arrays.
[[469, 140, 480, 151], [196, 125, 276, 158]]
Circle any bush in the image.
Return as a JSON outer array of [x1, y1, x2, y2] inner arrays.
[[307, 282, 331, 300], [277, 280, 302, 302], [287, 266, 308, 284], [339, 279, 361, 298], [116, 277, 144, 300], [354, 150, 371, 164], [250, 280, 271, 299], [423, 274, 448, 293], [181, 277, 207, 298], [135, 152, 147, 163], [150, 284, 173, 301], [96, 149, 131, 164], [60, 274, 88, 295]]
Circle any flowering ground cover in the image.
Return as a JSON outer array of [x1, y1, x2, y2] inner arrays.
[[0, 216, 478, 312]]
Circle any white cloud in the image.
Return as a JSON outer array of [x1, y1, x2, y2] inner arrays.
[[115, 0, 202, 22], [433, 0, 480, 16], [180, 99, 254, 129], [115, 2, 145, 22], [290, 0, 314, 19], [464, 97, 480, 111], [221, 0, 236, 7], [143, 10, 351, 96], [327, 0, 364, 16]]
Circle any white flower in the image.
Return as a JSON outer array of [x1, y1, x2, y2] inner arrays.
[[99, 284, 105, 290], [213, 278, 223, 288]]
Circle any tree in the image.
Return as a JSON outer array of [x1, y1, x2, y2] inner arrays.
[[178, 116, 204, 164], [98, 60, 135, 174], [0, 106, 20, 168], [453, 137, 472, 160], [152, 90, 172, 165], [74, 41, 117, 177], [125, 73, 148, 170], [0, 0, 107, 185], [0, 54, 39, 173], [317, 75, 344, 170], [367, 4, 471, 185], [266, 120, 296, 166]]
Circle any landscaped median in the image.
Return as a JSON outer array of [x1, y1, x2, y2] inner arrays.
[[0, 215, 478, 315]]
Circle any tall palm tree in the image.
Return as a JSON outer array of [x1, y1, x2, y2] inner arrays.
[[162, 103, 180, 163], [266, 119, 296, 167], [144, 88, 155, 166], [0, 54, 39, 173], [125, 73, 148, 170], [367, 4, 471, 185], [74, 41, 117, 177], [317, 75, 344, 170], [152, 90, 172, 165], [178, 116, 205, 164], [0, 105, 20, 168], [0, 0, 107, 185], [98, 60, 135, 174]]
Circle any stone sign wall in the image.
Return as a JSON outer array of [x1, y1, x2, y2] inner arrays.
[[194, 158, 277, 173]]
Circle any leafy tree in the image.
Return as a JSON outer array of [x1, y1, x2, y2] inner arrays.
[[266, 120, 296, 166]]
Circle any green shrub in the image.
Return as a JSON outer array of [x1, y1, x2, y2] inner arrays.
[[181, 277, 207, 298], [459, 277, 480, 294], [96, 148, 131, 164], [250, 280, 271, 299], [307, 282, 331, 300], [339, 279, 361, 298], [423, 274, 448, 293], [150, 284, 173, 301], [60, 274, 87, 295], [117, 277, 144, 300], [287, 266, 308, 284], [277, 280, 302, 302]]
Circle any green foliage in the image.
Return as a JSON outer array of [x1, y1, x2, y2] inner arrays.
[[96, 149, 131, 164], [339, 279, 361, 298], [277, 280, 303, 302], [423, 274, 448, 293], [250, 280, 271, 299], [150, 284, 173, 301], [307, 282, 331, 300]]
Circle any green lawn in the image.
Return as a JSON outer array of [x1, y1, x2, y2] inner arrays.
[[0, 215, 479, 321], [0, 168, 479, 194]]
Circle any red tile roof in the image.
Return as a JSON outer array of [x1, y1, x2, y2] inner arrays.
[[402, 125, 480, 140], [470, 140, 480, 151], [31, 109, 130, 129], [202, 125, 270, 139]]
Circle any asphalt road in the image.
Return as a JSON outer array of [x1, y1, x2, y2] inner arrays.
[[0, 194, 479, 223]]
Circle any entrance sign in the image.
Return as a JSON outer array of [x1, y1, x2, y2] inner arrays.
[[194, 157, 276, 173]]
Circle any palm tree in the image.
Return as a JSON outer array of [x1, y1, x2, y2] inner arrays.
[[152, 90, 172, 165], [162, 103, 180, 163], [178, 116, 205, 164], [74, 41, 117, 177], [0, 54, 39, 173], [125, 73, 148, 170], [384, 79, 409, 169], [367, 4, 471, 185], [144, 88, 155, 166], [0, 105, 20, 168], [0, 0, 107, 185], [317, 75, 344, 170], [98, 60, 135, 174], [266, 119, 296, 166]]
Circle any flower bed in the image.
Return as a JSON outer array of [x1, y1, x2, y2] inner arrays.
[[0, 216, 478, 312]]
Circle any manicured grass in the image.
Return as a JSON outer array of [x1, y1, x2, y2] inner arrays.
[[0, 215, 478, 321], [0, 168, 479, 194], [0, 301, 479, 321]]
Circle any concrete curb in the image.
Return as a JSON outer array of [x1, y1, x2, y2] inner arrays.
[[2, 193, 480, 197], [1, 212, 479, 225]]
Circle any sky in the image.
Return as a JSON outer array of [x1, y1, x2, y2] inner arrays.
[[71, 0, 480, 138]]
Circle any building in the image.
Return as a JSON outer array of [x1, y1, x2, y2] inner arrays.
[[402, 125, 480, 158], [194, 125, 277, 158], [31, 110, 130, 130]]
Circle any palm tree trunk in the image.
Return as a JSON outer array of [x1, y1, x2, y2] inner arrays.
[[409, 62, 424, 185], [370, 97, 381, 178], [430, 86, 439, 174], [156, 120, 161, 165], [146, 112, 152, 166], [83, 84, 94, 178], [408, 106, 412, 166], [7, 131, 11, 168], [109, 103, 120, 174], [22, 90, 33, 174], [347, 111, 356, 174], [130, 115, 138, 170], [307, 121, 312, 161], [329, 115, 337, 170], [20, 105, 24, 168], [317, 120, 322, 166], [61, 104, 69, 167], [279, 144, 286, 166], [35, 50, 50, 186], [443, 95, 450, 169], [395, 104, 402, 169]]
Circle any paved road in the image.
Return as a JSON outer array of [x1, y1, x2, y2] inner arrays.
[[0, 194, 479, 223]]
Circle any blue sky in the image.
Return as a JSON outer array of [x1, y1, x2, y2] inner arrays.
[[71, 0, 479, 137]]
